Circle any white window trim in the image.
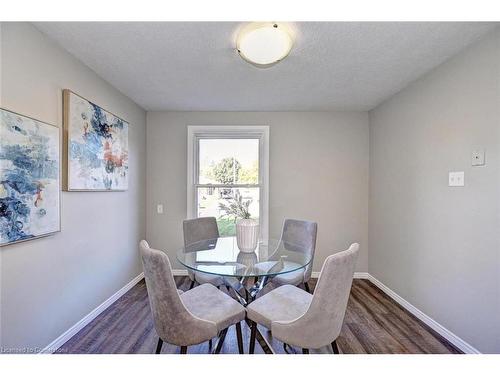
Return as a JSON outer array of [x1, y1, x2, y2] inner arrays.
[[187, 125, 269, 240]]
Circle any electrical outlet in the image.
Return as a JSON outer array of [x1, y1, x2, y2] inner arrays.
[[448, 171, 465, 187], [157, 204, 164, 214], [471, 150, 485, 166]]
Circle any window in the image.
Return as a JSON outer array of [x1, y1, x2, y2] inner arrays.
[[187, 126, 269, 239]]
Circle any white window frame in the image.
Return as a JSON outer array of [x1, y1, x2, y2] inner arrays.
[[187, 125, 269, 240]]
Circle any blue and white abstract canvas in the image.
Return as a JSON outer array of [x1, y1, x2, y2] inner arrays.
[[0, 109, 60, 246], [65, 90, 129, 191]]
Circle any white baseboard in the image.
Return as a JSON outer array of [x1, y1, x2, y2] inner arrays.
[[311, 271, 370, 279], [353, 272, 370, 279], [312, 270, 478, 353], [175, 270, 370, 279], [39, 272, 144, 354], [365, 274, 480, 354], [174, 269, 369, 279], [172, 269, 189, 276]]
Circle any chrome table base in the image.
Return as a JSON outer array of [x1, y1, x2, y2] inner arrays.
[[224, 275, 268, 306], [223, 275, 275, 354]]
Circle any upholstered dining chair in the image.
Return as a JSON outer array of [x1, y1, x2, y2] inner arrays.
[[247, 243, 359, 354], [183, 217, 225, 289], [271, 219, 318, 293], [140, 240, 246, 354]]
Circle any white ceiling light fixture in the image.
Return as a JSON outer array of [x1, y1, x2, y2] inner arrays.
[[236, 23, 294, 68]]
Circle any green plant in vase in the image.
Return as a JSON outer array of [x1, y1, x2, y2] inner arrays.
[[219, 191, 259, 252], [218, 190, 252, 221]]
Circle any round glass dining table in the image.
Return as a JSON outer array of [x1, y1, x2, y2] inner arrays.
[[177, 236, 312, 305]]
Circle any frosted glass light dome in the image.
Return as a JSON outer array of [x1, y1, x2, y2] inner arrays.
[[236, 23, 293, 68]]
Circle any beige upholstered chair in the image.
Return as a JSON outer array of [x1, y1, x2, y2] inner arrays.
[[183, 217, 225, 289], [271, 219, 318, 293], [140, 240, 246, 354], [247, 243, 359, 354]]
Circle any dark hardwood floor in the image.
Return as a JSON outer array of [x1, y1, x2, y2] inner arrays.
[[56, 277, 461, 354]]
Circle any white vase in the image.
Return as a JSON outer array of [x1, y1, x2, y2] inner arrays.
[[236, 219, 259, 253]]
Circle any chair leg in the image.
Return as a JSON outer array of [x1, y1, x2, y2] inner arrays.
[[208, 339, 213, 351], [235, 322, 244, 354], [155, 338, 163, 354], [249, 321, 257, 354], [189, 280, 195, 290], [214, 328, 228, 354], [331, 340, 340, 354], [180, 346, 188, 354], [304, 282, 311, 293], [302, 348, 309, 354]]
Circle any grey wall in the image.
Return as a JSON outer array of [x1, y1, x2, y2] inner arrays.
[[146, 111, 369, 273], [369, 28, 500, 353], [0, 23, 147, 351]]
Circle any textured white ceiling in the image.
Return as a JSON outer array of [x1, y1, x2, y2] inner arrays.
[[34, 22, 497, 111]]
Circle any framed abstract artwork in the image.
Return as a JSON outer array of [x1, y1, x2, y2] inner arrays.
[[63, 90, 129, 191], [0, 108, 61, 246]]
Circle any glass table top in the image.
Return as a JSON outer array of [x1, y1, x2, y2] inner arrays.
[[176, 237, 312, 278]]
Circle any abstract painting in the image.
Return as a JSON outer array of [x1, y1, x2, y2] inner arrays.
[[0, 108, 60, 246], [64, 90, 129, 191]]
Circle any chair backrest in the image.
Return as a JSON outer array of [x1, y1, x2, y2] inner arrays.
[[310, 243, 359, 337], [271, 243, 359, 349], [183, 217, 220, 246], [139, 240, 217, 346], [280, 219, 318, 281]]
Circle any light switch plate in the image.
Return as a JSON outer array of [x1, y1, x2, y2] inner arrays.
[[449, 171, 465, 187], [471, 150, 485, 166], [157, 204, 164, 214]]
